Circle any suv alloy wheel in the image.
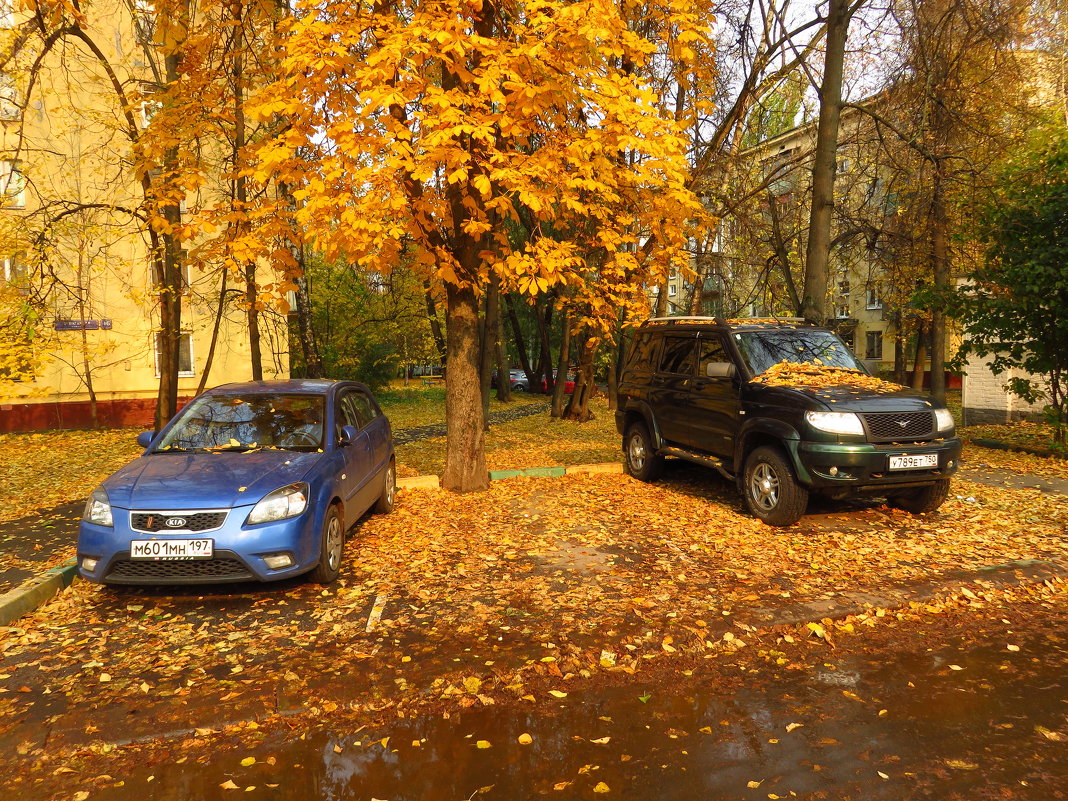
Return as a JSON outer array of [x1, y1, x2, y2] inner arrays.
[[742, 446, 809, 526], [625, 421, 664, 482]]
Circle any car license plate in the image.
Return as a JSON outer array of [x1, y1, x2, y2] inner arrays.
[[888, 453, 938, 471], [130, 539, 214, 560]]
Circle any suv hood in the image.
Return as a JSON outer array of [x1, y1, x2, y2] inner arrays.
[[102, 451, 323, 510], [751, 383, 937, 413]]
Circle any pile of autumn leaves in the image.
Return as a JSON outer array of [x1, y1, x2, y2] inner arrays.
[[753, 361, 903, 393]]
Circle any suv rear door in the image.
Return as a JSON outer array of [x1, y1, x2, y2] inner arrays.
[[687, 332, 741, 457], [649, 334, 698, 445]]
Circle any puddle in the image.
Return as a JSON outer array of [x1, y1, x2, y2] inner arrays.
[[80, 615, 1068, 801]]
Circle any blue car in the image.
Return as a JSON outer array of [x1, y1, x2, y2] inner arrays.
[[77, 379, 395, 586]]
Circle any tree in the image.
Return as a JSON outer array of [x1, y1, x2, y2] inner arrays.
[[252, 0, 704, 491], [949, 125, 1068, 444]]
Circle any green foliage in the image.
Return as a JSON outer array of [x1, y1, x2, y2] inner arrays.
[[949, 123, 1068, 443]]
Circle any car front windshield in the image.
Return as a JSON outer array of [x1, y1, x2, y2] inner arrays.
[[734, 329, 864, 376], [155, 393, 325, 452]]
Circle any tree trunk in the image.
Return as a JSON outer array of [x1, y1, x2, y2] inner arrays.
[[562, 335, 596, 422], [654, 275, 670, 317], [606, 343, 619, 411], [479, 276, 500, 427], [442, 283, 488, 492], [800, 0, 853, 325], [911, 324, 927, 391], [423, 279, 447, 364], [196, 269, 228, 395], [504, 293, 535, 389], [494, 295, 510, 403], [550, 309, 572, 418], [534, 296, 554, 394], [893, 312, 907, 385], [929, 165, 949, 405]]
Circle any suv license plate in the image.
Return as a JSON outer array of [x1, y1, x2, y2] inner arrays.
[[888, 454, 938, 471], [130, 539, 214, 560]]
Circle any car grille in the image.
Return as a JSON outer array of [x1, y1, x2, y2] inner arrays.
[[105, 551, 253, 582], [863, 411, 934, 442], [131, 511, 227, 533]]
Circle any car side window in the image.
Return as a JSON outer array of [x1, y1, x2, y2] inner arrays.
[[336, 393, 362, 439], [697, 336, 730, 376], [658, 336, 696, 376], [349, 392, 379, 427], [627, 331, 658, 370]]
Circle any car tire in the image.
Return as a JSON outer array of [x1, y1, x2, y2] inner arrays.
[[624, 421, 663, 482], [310, 505, 344, 584], [890, 479, 950, 515], [742, 445, 809, 527], [374, 458, 396, 514]]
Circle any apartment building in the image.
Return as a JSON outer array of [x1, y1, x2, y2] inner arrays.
[[0, 0, 287, 432]]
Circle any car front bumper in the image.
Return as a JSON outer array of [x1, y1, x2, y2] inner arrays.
[[791, 437, 962, 489], [77, 505, 321, 585]]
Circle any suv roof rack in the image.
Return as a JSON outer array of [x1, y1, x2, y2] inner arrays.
[[646, 316, 725, 324], [644, 316, 813, 326]]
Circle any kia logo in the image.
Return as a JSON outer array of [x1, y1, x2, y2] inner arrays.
[[165, 517, 188, 528]]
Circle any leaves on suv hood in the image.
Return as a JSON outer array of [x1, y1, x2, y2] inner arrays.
[[753, 362, 904, 394]]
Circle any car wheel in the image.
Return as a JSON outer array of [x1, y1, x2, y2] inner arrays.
[[310, 505, 344, 584], [890, 479, 950, 514], [374, 458, 396, 514], [512, 384, 526, 393], [742, 445, 808, 526], [624, 421, 663, 482]]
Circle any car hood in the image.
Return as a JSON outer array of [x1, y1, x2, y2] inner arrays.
[[102, 451, 324, 510], [751, 383, 937, 413]]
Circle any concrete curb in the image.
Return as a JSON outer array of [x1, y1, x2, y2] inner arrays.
[[969, 437, 1068, 461], [399, 461, 625, 489], [0, 559, 78, 627]]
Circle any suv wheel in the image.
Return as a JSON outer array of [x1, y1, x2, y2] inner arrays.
[[890, 479, 950, 514], [624, 421, 663, 482], [743, 446, 809, 526]]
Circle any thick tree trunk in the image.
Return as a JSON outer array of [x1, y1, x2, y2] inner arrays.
[[550, 309, 572, 418], [562, 335, 596, 422], [801, 0, 853, 325], [442, 283, 488, 492]]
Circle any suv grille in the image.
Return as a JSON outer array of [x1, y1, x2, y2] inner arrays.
[[106, 552, 253, 582], [863, 411, 934, 442], [131, 511, 227, 533]]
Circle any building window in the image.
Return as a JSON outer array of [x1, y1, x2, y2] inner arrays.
[[0, 75, 20, 121], [134, 0, 156, 45], [0, 0, 13, 28], [866, 287, 883, 310], [1, 254, 26, 283], [668, 284, 677, 297], [0, 159, 26, 208], [154, 332, 194, 377], [865, 330, 884, 360]]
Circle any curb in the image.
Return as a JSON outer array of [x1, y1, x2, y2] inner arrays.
[[0, 559, 78, 627], [400, 461, 625, 489]]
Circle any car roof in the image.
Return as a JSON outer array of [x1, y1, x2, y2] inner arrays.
[[204, 379, 343, 395], [641, 316, 821, 333]]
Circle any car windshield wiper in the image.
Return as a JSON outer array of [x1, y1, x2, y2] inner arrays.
[[150, 446, 201, 454]]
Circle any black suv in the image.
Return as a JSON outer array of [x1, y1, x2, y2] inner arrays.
[[615, 317, 961, 526]]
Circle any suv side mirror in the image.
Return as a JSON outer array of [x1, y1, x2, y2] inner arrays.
[[338, 424, 359, 446], [137, 431, 156, 448], [705, 362, 736, 379]]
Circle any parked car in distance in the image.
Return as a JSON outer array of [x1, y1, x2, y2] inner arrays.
[[491, 369, 530, 392], [616, 317, 961, 526], [77, 379, 395, 586], [541, 370, 577, 394]]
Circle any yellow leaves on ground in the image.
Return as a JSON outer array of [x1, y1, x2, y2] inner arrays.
[[518, 733, 533, 745]]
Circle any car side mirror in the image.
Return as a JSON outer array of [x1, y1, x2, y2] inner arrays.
[[339, 424, 359, 446], [137, 431, 155, 448], [705, 362, 736, 379]]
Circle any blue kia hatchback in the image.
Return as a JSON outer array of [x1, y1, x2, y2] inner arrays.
[[77, 380, 395, 586]]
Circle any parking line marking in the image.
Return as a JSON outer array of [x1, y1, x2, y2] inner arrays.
[[366, 594, 388, 632]]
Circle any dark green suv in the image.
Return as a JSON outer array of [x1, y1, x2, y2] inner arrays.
[[615, 317, 961, 526]]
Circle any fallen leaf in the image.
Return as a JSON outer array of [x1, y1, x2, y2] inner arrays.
[[593, 782, 610, 793], [548, 690, 567, 698], [220, 780, 239, 790], [240, 757, 256, 767], [476, 740, 491, 749], [518, 733, 533, 745]]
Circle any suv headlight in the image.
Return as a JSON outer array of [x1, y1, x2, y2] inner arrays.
[[934, 408, 955, 432], [247, 483, 309, 525], [83, 486, 114, 527], [805, 411, 865, 436]]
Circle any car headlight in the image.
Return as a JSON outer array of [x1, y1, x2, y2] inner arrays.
[[83, 487, 114, 527], [934, 408, 955, 432], [805, 411, 865, 436], [247, 483, 309, 525]]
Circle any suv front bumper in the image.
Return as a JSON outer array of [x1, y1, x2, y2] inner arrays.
[[791, 438, 962, 489]]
